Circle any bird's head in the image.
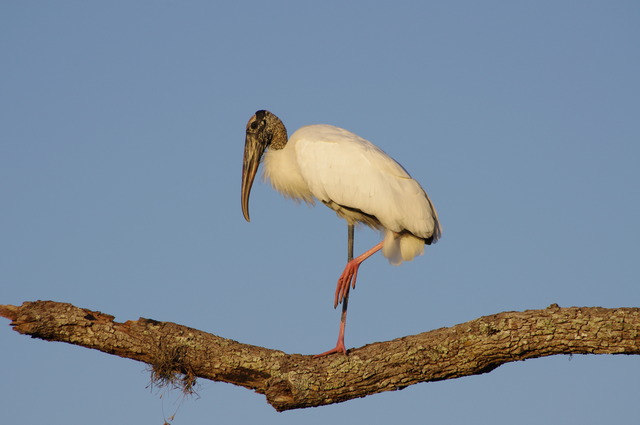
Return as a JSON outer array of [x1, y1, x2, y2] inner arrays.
[[241, 110, 287, 222]]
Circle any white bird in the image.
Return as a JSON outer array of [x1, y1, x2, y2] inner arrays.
[[241, 110, 441, 356]]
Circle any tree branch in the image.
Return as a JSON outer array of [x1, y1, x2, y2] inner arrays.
[[1, 300, 639, 411]]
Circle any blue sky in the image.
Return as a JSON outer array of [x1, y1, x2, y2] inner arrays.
[[1, 1, 639, 424]]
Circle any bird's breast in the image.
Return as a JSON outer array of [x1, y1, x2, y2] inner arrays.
[[263, 144, 315, 204]]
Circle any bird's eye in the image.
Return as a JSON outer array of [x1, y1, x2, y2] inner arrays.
[[250, 121, 259, 130]]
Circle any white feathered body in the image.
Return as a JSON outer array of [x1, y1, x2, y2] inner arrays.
[[263, 124, 441, 265]]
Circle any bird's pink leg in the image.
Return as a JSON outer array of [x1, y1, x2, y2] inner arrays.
[[334, 242, 383, 308], [314, 307, 349, 357], [314, 241, 384, 358]]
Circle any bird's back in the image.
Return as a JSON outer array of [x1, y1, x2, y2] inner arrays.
[[289, 124, 440, 243]]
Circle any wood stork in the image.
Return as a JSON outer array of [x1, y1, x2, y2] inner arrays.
[[241, 110, 441, 356]]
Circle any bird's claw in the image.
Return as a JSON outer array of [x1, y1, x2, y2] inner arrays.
[[333, 259, 360, 308], [313, 341, 347, 358]]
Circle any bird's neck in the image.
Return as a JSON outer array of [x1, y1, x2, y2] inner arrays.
[[268, 118, 288, 150]]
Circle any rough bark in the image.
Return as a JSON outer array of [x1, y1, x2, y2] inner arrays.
[[1, 300, 639, 411]]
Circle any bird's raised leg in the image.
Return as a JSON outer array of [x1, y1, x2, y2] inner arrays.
[[314, 225, 383, 357]]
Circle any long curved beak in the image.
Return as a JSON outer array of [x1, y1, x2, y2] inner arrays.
[[241, 132, 267, 222]]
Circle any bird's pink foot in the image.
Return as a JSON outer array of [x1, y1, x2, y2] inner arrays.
[[334, 259, 360, 308], [313, 341, 347, 358], [314, 313, 348, 357]]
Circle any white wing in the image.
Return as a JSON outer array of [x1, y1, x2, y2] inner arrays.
[[290, 124, 438, 240]]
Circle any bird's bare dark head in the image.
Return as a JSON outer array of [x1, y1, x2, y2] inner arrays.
[[242, 110, 288, 222], [246, 110, 288, 149]]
